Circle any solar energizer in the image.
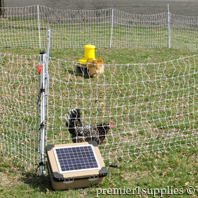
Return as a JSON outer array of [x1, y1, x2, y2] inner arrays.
[[46, 141, 107, 190], [54, 145, 100, 173]]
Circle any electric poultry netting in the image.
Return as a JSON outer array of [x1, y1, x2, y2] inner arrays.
[[46, 55, 198, 163]]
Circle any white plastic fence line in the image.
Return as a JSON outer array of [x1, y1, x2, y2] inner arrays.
[[1, 5, 198, 50], [0, 53, 40, 169], [46, 55, 198, 162]]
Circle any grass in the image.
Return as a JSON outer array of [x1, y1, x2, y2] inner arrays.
[[0, 47, 197, 64]]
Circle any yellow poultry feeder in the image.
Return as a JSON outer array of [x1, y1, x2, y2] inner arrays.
[[75, 44, 96, 77], [78, 44, 96, 65]]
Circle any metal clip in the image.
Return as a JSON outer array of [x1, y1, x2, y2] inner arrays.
[[63, 179, 74, 184], [88, 176, 99, 181], [109, 164, 118, 180]]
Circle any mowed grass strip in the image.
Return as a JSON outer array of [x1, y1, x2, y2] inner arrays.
[[0, 146, 197, 197]]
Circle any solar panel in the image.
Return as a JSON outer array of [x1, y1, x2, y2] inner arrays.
[[53, 145, 100, 173]]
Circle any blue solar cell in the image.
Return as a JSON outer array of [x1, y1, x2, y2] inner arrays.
[[54, 145, 100, 173]]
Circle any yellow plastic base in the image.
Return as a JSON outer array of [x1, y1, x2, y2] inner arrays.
[[78, 58, 89, 65]]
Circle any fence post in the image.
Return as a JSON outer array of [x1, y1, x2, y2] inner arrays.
[[38, 29, 50, 176], [0, 0, 5, 18], [37, 5, 41, 49], [167, 4, 171, 48], [110, 8, 114, 48], [39, 51, 46, 176], [45, 29, 50, 147]]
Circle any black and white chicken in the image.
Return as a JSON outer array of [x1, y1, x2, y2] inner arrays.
[[65, 108, 113, 145]]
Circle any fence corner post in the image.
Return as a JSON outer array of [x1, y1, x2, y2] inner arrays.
[[37, 5, 41, 49], [38, 29, 50, 176], [38, 50, 46, 176], [167, 4, 171, 48], [110, 8, 114, 48]]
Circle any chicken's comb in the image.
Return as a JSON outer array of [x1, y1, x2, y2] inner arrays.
[[110, 121, 113, 129]]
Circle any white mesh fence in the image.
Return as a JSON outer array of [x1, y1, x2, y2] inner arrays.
[[0, 5, 41, 49], [42, 7, 112, 48], [1, 52, 198, 168], [0, 53, 40, 169], [47, 55, 198, 163], [112, 10, 168, 48], [171, 13, 198, 51], [1, 5, 198, 50]]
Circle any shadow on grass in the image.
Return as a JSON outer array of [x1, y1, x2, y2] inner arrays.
[[19, 171, 53, 192], [66, 69, 93, 79]]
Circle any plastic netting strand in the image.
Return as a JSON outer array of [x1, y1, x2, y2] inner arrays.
[[1, 5, 198, 50], [0, 53, 40, 169], [47, 55, 198, 163]]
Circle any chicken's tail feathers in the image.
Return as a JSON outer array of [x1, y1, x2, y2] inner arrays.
[[65, 108, 81, 127]]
